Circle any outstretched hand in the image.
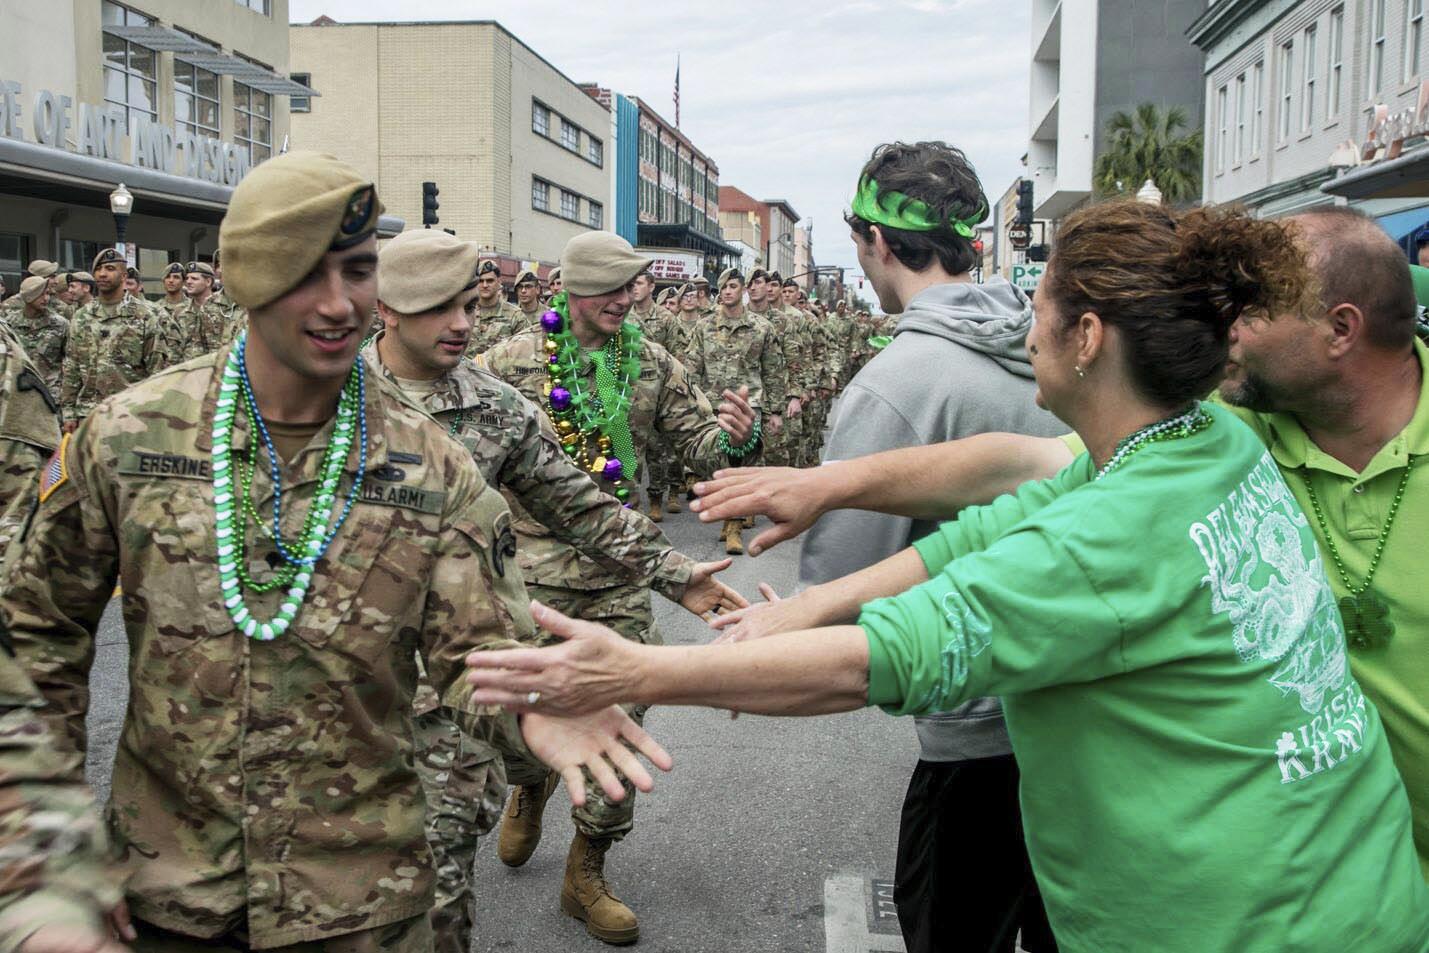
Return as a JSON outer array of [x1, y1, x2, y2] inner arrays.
[[708, 582, 816, 644], [717, 386, 756, 446], [679, 559, 750, 619], [520, 707, 672, 808], [689, 466, 829, 556]]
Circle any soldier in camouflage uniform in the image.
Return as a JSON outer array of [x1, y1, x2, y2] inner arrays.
[[4, 153, 666, 953], [644, 283, 706, 516], [156, 262, 232, 369], [59, 248, 162, 429], [694, 268, 788, 554], [624, 272, 678, 521], [363, 229, 743, 953], [464, 260, 528, 357], [3, 279, 67, 399], [156, 262, 188, 316], [479, 232, 757, 945], [512, 268, 544, 333], [61, 273, 95, 311], [0, 324, 119, 953], [748, 270, 806, 472]]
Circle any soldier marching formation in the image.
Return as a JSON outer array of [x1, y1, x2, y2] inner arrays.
[[0, 152, 892, 953]]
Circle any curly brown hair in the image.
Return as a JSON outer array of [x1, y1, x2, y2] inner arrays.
[[1042, 200, 1313, 406]]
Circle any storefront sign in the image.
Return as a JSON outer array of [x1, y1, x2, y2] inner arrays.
[[1359, 81, 1429, 163], [0, 79, 251, 186], [640, 249, 703, 281]]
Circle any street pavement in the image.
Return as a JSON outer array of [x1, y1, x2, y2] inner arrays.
[[83, 505, 918, 953]]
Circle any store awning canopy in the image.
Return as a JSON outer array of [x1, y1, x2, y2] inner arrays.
[[637, 223, 740, 259], [103, 23, 319, 98], [1322, 147, 1429, 200]]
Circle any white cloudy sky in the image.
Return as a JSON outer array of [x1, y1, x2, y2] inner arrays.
[[288, 0, 1031, 281]]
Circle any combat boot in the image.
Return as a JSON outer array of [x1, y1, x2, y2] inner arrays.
[[723, 519, 744, 555], [561, 832, 638, 945], [664, 491, 682, 514], [496, 772, 558, 867], [647, 493, 664, 523]]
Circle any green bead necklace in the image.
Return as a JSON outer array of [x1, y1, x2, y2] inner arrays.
[[211, 337, 365, 640], [1298, 455, 1414, 650], [1095, 404, 1213, 480]]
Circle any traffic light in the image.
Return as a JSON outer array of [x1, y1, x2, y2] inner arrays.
[[1016, 179, 1034, 227], [421, 181, 440, 227], [972, 238, 985, 255]]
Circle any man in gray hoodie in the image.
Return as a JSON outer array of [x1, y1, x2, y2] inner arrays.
[[807, 142, 1064, 953]]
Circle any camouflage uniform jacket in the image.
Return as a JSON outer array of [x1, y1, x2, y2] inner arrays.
[[2, 308, 68, 397], [0, 650, 122, 953], [806, 311, 842, 392], [626, 305, 672, 350], [157, 297, 188, 316], [59, 294, 160, 423], [4, 346, 539, 948], [755, 304, 809, 399], [156, 299, 233, 368], [364, 334, 695, 612], [696, 307, 789, 414], [479, 329, 733, 590], [661, 314, 706, 370], [0, 326, 60, 577], [466, 300, 528, 358]]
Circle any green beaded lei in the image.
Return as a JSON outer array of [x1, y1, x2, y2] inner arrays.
[[543, 293, 642, 502], [211, 337, 364, 641]]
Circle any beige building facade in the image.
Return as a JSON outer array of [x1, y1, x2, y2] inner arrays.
[[1, 0, 311, 289], [290, 19, 612, 267]]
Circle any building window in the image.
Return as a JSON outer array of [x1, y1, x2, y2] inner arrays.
[[1369, 0, 1387, 96], [532, 178, 550, 212], [175, 61, 220, 138], [532, 101, 550, 137], [234, 0, 270, 13], [560, 189, 580, 221], [640, 127, 656, 165], [1251, 61, 1264, 155], [234, 82, 272, 163], [0, 232, 32, 298], [101, 1, 156, 134], [587, 136, 603, 166], [1328, 8, 1344, 119], [1233, 74, 1247, 164], [560, 119, 579, 152], [1278, 40, 1293, 143], [1302, 25, 1317, 132], [289, 72, 312, 113], [1407, 0, 1425, 82], [588, 201, 603, 229], [1216, 85, 1228, 172]]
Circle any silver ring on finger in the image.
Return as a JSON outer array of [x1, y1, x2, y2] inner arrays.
[[526, 690, 542, 706]]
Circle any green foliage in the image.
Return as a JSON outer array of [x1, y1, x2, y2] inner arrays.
[[1093, 103, 1204, 205]]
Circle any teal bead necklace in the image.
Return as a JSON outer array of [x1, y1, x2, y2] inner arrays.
[[211, 334, 367, 640]]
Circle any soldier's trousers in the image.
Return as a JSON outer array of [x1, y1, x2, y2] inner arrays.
[[514, 581, 656, 841], [414, 708, 506, 953], [645, 437, 684, 497], [129, 914, 432, 953]]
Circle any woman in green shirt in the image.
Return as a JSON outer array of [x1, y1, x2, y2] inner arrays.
[[467, 201, 1429, 952]]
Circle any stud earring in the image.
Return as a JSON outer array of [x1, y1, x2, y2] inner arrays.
[[1075, 365, 1086, 379]]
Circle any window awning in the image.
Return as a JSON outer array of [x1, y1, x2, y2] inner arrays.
[[102, 22, 319, 98]]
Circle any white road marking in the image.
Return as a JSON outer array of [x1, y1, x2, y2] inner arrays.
[[824, 874, 907, 953]]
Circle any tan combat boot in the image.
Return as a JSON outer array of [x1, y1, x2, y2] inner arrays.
[[496, 772, 558, 867], [664, 491, 682, 514], [723, 519, 744, 555], [647, 493, 664, 523], [561, 832, 638, 945]]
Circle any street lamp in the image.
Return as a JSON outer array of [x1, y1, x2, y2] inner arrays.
[[109, 182, 134, 251]]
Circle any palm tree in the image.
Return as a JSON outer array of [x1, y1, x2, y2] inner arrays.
[[1093, 103, 1204, 204]]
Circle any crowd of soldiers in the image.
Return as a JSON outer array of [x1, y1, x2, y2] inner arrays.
[[0, 151, 895, 953]]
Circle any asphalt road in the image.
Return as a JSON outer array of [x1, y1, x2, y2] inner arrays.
[[83, 505, 918, 953]]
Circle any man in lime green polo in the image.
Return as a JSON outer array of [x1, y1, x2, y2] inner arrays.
[[692, 205, 1429, 878]]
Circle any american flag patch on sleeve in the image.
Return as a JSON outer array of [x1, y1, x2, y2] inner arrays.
[[39, 432, 71, 503]]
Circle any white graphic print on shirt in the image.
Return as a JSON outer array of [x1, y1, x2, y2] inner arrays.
[[1190, 452, 1367, 784]]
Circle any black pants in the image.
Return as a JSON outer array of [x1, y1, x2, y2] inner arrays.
[[895, 755, 1058, 953]]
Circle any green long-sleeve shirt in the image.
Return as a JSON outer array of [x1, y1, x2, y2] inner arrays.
[[861, 403, 1429, 953]]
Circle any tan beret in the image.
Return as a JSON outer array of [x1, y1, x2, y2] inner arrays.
[[378, 230, 480, 314], [219, 151, 384, 310], [72, 271, 95, 283], [548, 267, 561, 282], [563, 232, 652, 297], [514, 268, 539, 287], [476, 259, 501, 277], [19, 276, 48, 303], [186, 261, 216, 278], [92, 248, 124, 271], [717, 267, 743, 288], [691, 275, 709, 287], [26, 260, 57, 278], [164, 262, 185, 277]]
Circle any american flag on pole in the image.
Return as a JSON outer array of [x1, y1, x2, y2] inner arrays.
[[674, 54, 681, 127]]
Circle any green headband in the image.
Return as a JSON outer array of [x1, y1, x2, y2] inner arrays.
[[850, 176, 982, 238]]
